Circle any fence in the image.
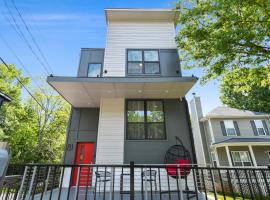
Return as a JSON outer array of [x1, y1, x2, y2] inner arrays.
[[0, 163, 270, 200]]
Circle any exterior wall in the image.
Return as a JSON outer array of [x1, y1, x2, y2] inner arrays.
[[216, 147, 228, 166], [189, 97, 209, 165], [216, 146, 270, 167], [124, 99, 195, 164], [63, 108, 100, 164], [95, 98, 125, 164], [210, 118, 270, 143], [253, 146, 270, 166], [103, 21, 177, 77], [77, 48, 105, 77]]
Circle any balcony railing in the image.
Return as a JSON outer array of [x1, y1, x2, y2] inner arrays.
[[1, 163, 270, 200]]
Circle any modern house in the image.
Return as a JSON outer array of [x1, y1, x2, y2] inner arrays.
[[47, 9, 198, 166], [190, 96, 270, 167]]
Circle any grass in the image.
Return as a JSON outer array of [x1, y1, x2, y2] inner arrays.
[[208, 192, 249, 200]]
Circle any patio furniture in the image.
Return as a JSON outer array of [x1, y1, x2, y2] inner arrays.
[[94, 171, 111, 195], [141, 170, 157, 191]]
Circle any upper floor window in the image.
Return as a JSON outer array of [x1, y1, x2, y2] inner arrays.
[[231, 151, 252, 166], [88, 63, 102, 77], [126, 100, 166, 140], [224, 120, 237, 136], [254, 120, 266, 135], [127, 50, 160, 75]]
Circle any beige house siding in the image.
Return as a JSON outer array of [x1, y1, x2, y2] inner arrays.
[[216, 147, 228, 166], [103, 21, 177, 77], [253, 146, 270, 166], [210, 118, 270, 143]]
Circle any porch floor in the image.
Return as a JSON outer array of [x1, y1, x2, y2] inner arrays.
[[32, 187, 207, 200]]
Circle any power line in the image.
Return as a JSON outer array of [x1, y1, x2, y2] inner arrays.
[[2, 0, 52, 75], [10, 0, 54, 74], [0, 56, 46, 111], [0, 32, 48, 95]]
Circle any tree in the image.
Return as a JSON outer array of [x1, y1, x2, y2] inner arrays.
[[176, 0, 270, 82], [220, 66, 270, 113], [26, 85, 70, 163], [0, 63, 70, 163]]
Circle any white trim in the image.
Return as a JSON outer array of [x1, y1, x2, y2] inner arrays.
[[248, 145, 257, 167], [254, 120, 266, 136], [212, 142, 270, 148], [223, 120, 237, 136], [225, 146, 233, 167], [200, 115, 270, 122], [208, 119, 215, 144], [230, 150, 253, 167], [214, 147, 220, 167]]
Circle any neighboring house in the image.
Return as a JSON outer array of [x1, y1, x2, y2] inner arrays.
[[47, 9, 197, 166], [190, 96, 270, 167], [0, 91, 11, 108]]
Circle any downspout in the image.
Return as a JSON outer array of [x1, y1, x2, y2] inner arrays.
[[183, 97, 198, 164]]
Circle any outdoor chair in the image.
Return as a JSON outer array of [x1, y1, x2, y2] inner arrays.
[[141, 170, 157, 192], [94, 171, 111, 195]]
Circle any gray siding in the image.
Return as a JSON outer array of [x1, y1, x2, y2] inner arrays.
[[77, 49, 105, 77], [159, 49, 181, 77], [124, 99, 195, 164], [63, 107, 99, 164], [210, 118, 270, 143], [253, 146, 270, 166], [217, 147, 228, 166]]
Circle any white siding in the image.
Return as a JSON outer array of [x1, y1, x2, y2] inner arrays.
[[95, 98, 125, 164], [103, 21, 177, 77]]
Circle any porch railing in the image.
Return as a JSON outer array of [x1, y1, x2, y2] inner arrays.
[[0, 163, 270, 200]]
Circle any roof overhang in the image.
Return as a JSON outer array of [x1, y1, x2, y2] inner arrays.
[[47, 76, 197, 107], [105, 8, 180, 25], [200, 115, 270, 122], [211, 137, 270, 148]]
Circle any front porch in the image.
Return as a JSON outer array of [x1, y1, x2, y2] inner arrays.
[[212, 139, 270, 167], [1, 163, 270, 200]]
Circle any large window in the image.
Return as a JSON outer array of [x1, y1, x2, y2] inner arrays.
[[254, 120, 266, 135], [224, 120, 237, 136], [127, 50, 160, 75], [231, 151, 252, 166], [126, 100, 166, 140], [88, 63, 102, 77]]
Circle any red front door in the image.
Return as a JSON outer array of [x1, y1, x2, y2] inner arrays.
[[72, 142, 94, 186]]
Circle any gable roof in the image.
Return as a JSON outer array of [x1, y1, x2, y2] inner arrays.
[[201, 106, 270, 121]]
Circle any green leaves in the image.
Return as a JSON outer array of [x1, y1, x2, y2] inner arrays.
[[0, 64, 70, 164], [176, 0, 270, 83], [220, 66, 270, 113]]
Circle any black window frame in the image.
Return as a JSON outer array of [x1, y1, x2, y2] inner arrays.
[[126, 99, 166, 140], [126, 49, 161, 76], [87, 63, 102, 77]]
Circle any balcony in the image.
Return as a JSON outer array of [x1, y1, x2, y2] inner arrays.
[[47, 76, 197, 107]]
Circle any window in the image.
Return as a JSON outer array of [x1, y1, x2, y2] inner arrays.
[[88, 63, 102, 77], [127, 50, 160, 75], [126, 100, 165, 140], [254, 120, 266, 135], [231, 151, 252, 166], [224, 120, 236, 136]]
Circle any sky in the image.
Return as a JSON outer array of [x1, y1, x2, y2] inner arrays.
[[0, 0, 222, 115]]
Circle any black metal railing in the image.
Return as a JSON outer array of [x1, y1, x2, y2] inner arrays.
[[0, 163, 270, 200]]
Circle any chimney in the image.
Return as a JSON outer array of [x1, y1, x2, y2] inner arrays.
[[189, 95, 206, 165]]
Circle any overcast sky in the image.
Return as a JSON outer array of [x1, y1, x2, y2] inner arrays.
[[0, 0, 222, 115]]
